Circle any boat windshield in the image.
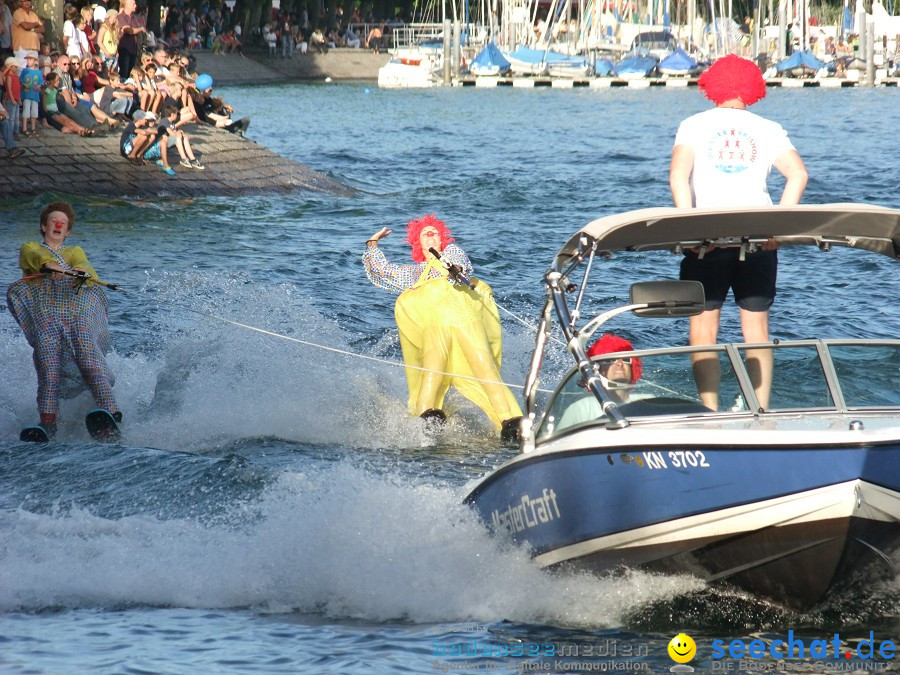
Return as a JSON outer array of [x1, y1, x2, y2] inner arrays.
[[538, 342, 900, 440], [826, 344, 900, 407], [540, 348, 730, 439]]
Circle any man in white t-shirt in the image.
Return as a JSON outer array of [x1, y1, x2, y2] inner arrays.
[[669, 55, 808, 411]]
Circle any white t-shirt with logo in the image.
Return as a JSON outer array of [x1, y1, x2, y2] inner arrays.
[[673, 107, 796, 208]]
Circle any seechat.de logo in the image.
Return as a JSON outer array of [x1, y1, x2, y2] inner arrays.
[[711, 631, 896, 661]]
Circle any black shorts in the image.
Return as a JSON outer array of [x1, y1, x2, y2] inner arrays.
[[680, 248, 777, 312]]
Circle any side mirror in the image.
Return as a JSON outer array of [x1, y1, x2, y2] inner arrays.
[[630, 280, 705, 318]]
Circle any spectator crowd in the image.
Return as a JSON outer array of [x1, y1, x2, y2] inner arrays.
[[0, 0, 248, 173]]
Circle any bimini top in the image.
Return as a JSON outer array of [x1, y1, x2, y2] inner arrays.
[[556, 204, 900, 266]]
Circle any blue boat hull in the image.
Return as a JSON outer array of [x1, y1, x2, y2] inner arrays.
[[465, 442, 900, 606]]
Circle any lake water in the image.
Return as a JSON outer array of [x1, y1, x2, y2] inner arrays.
[[1, 83, 898, 674]]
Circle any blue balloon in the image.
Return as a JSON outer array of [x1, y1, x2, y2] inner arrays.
[[195, 74, 213, 90]]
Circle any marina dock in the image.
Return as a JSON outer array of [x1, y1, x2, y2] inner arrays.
[[457, 75, 900, 87]]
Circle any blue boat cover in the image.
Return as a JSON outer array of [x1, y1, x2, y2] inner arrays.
[[595, 58, 616, 76], [615, 54, 658, 75], [505, 46, 586, 65], [775, 50, 826, 71], [658, 47, 698, 73], [470, 41, 511, 75]]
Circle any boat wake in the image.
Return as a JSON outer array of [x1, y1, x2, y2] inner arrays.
[[0, 452, 700, 627]]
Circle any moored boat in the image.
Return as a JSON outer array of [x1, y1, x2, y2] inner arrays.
[[469, 41, 511, 76], [657, 47, 702, 76], [614, 49, 659, 78], [377, 45, 443, 88], [774, 50, 827, 78], [464, 204, 900, 608]]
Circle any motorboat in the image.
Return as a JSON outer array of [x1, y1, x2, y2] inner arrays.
[[464, 204, 900, 608], [614, 48, 659, 78], [657, 47, 702, 76], [502, 46, 589, 77], [629, 30, 676, 60], [377, 45, 443, 88], [503, 46, 551, 76], [773, 50, 827, 78], [546, 55, 592, 79]]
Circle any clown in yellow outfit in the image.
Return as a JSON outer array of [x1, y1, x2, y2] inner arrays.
[[362, 214, 522, 441]]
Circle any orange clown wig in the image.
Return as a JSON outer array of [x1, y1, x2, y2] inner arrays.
[[697, 54, 767, 107], [406, 214, 455, 263]]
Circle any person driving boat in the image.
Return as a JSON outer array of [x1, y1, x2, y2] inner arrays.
[[557, 333, 643, 430]]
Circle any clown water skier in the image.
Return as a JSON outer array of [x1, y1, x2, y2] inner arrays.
[[8, 201, 122, 441], [362, 214, 523, 441]]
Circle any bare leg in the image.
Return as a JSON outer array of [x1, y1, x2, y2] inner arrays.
[[689, 309, 721, 410], [740, 308, 773, 409], [90, 105, 111, 124], [175, 134, 193, 160], [60, 117, 87, 134], [180, 134, 196, 161], [130, 134, 153, 158]]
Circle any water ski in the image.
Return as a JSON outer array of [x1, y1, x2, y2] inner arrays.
[[20, 426, 52, 443], [85, 409, 121, 442]]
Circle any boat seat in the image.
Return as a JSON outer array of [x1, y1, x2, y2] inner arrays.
[[616, 397, 713, 417]]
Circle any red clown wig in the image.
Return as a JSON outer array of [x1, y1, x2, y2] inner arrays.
[[697, 54, 767, 106], [406, 213, 455, 263], [587, 334, 643, 384]]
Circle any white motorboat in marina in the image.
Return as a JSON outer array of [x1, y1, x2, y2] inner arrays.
[[378, 45, 444, 88]]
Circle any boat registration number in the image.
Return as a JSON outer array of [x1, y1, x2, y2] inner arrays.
[[642, 450, 711, 469]]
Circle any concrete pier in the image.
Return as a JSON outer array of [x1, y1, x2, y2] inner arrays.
[[0, 123, 356, 200], [0, 50, 370, 201]]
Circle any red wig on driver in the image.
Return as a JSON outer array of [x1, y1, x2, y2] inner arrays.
[[587, 334, 643, 384], [698, 54, 767, 107], [406, 214, 455, 263]]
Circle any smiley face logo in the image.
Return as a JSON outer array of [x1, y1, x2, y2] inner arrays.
[[668, 633, 696, 663]]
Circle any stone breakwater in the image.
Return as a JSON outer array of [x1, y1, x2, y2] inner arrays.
[[0, 51, 380, 200], [0, 123, 357, 200]]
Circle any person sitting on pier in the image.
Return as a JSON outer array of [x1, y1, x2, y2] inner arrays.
[[190, 73, 249, 135], [162, 81, 199, 125], [343, 24, 360, 48], [120, 109, 159, 165], [41, 71, 95, 136], [362, 214, 523, 441], [310, 27, 327, 53], [158, 103, 203, 169]]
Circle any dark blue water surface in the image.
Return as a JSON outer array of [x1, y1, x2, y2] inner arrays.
[[1, 83, 898, 673]]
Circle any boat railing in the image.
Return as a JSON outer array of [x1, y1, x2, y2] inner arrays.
[[383, 22, 492, 51], [535, 340, 900, 443]]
